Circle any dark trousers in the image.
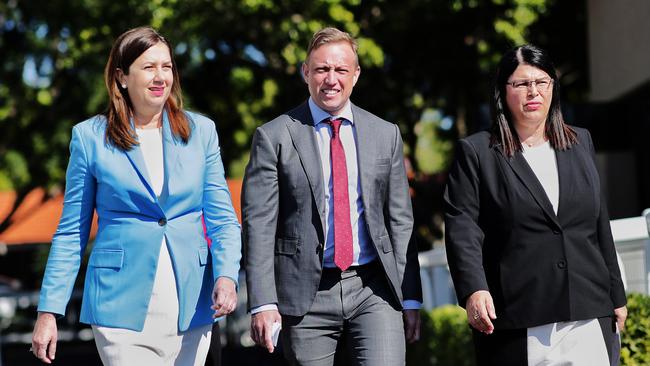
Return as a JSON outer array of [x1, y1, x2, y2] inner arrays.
[[205, 322, 221, 366]]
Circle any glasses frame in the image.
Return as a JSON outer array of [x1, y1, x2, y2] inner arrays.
[[506, 77, 554, 92]]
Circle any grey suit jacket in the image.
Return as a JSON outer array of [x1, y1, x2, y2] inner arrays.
[[243, 101, 422, 316]]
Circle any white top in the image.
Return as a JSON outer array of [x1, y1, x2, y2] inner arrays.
[[527, 319, 610, 365], [308, 97, 376, 268], [136, 128, 164, 196], [522, 141, 559, 214]]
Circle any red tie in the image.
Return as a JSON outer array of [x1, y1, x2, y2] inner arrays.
[[327, 118, 353, 271]]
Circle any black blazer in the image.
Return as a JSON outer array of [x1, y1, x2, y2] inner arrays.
[[444, 127, 626, 330]]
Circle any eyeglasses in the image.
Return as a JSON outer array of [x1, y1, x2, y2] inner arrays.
[[506, 77, 553, 92]]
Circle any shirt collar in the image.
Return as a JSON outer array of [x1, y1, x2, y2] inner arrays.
[[308, 97, 354, 126]]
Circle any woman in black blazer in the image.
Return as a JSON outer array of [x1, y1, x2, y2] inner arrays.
[[444, 45, 627, 365]]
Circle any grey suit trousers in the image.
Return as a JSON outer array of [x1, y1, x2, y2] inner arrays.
[[280, 262, 405, 366]]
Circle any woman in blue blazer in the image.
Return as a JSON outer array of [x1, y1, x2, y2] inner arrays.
[[31, 27, 241, 365]]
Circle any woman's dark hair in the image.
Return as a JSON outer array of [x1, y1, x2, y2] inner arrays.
[[490, 44, 576, 157], [104, 26, 189, 150]]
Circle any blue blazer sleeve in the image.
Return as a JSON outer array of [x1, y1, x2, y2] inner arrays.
[[200, 117, 242, 286], [38, 125, 96, 315]]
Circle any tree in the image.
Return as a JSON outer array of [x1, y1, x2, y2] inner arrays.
[[1, 0, 579, 241]]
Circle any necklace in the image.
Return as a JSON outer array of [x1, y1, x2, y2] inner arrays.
[[523, 137, 546, 147]]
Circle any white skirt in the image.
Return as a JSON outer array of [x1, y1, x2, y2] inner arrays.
[[92, 240, 212, 366], [527, 319, 618, 366]]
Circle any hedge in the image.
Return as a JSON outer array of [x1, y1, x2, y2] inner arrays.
[[621, 292, 650, 365], [407, 293, 650, 366], [406, 305, 475, 366]]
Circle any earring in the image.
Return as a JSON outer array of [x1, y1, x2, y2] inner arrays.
[[121, 84, 127, 89]]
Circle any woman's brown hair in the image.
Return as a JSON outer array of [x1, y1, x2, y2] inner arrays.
[[104, 26, 189, 150]]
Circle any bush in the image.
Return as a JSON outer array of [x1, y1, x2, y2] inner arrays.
[[408, 292, 650, 366], [407, 305, 475, 366], [621, 292, 650, 366]]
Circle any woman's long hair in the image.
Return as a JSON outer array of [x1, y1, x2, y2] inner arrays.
[[103, 26, 189, 150], [490, 44, 576, 157]]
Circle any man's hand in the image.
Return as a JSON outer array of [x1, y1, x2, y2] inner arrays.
[[614, 306, 627, 333], [32, 312, 58, 364], [403, 309, 421, 343], [251, 309, 282, 353], [465, 290, 497, 335], [211, 277, 237, 318]]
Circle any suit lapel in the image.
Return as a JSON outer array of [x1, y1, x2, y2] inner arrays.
[[285, 103, 327, 230], [351, 104, 373, 212], [161, 111, 180, 203], [498, 146, 562, 229], [124, 137, 156, 200], [555, 147, 574, 220], [124, 112, 177, 206]]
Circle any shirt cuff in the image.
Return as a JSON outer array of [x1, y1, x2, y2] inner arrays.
[[402, 300, 422, 310], [250, 303, 278, 315]]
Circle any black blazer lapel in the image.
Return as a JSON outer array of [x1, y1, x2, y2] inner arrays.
[[498, 147, 562, 230], [285, 103, 327, 231], [555, 147, 576, 221]]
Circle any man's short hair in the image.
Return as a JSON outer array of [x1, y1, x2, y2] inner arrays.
[[306, 27, 359, 65]]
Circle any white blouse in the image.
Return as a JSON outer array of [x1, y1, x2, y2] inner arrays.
[[135, 128, 164, 196], [522, 141, 559, 214]]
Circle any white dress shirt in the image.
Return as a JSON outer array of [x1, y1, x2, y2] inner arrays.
[[308, 98, 376, 268]]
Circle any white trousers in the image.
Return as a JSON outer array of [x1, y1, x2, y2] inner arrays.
[[92, 241, 212, 366], [527, 319, 614, 366]]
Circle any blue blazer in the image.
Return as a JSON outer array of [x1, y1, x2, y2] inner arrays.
[[37, 111, 241, 332]]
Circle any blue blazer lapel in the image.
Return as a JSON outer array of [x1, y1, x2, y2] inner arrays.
[[125, 140, 157, 200], [161, 111, 180, 202]]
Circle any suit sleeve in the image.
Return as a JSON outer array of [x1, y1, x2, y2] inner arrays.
[[444, 139, 488, 307], [38, 126, 96, 315], [585, 131, 627, 308], [386, 124, 422, 302], [202, 119, 242, 286], [242, 127, 280, 310]]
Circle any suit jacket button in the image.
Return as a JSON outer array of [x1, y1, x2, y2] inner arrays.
[[316, 243, 324, 253], [158, 218, 167, 226], [552, 229, 561, 234], [557, 260, 567, 269]]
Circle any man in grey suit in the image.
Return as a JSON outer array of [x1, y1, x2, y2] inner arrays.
[[242, 27, 422, 365]]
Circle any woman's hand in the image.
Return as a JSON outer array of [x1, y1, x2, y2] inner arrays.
[[465, 290, 497, 334], [614, 305, 627, 332], [32, 312, 58, 364], [211, 277, 237, 317]]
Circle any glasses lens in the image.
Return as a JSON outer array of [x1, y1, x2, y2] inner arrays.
[[536, 79, 550, 90]]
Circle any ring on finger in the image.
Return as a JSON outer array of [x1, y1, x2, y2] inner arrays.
[[473, 311, 480, 320]]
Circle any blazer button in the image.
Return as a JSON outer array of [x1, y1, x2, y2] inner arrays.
[[557, 260, 567, 269], [552, 229, 561, 235], [316, 243, 324, 254], [158, 218, 167, 226]]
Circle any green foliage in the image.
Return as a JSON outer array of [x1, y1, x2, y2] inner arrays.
[[621, 293, 650, 366], [407, 294, 650, 366], [0, 0, 577, 212], [2, 151, 30, 189], [414, 109, 454, 175], [407, 305, 475, 366]]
